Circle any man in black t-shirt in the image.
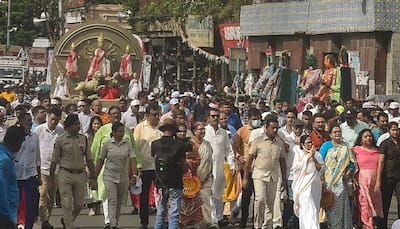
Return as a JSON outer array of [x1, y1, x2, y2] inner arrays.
[[151, 118, 187, 229]]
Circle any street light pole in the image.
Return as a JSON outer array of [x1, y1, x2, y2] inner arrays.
[[6, 0, 11, 54]]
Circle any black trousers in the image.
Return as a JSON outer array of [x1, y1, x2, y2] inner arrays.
[[240, 169, 254, 227], [381, 177, 400, 229], [139, 170, 155, 226]]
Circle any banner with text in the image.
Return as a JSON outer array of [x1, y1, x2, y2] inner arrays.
[[186, 15, 214, 48], [219, 23, 249, 57]]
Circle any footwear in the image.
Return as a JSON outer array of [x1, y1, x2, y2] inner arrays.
[[104, 224, 110, 229], [218, 219, 229, 227], [230, 209, 240, 225], [41, 221, 54, 229], [206, 223, 219, 229], [148, 207, 157, 215], [17, 225, 25, 229], [60, 218, 66, 229], [130, 208, 139, 215]]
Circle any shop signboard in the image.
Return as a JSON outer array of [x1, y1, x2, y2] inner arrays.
[[219, 23, 249, 57], [186, 15, 213, 48]]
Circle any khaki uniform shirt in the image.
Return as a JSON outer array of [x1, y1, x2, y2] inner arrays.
[[100, 138, 135, 183], [134, 119, 162, 171], [52, 132, 92, 170], [249, 135, 285, 182]]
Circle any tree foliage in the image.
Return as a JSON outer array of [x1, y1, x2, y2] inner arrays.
[[0, 0, 42, 46], [123, 0, 251, 28]]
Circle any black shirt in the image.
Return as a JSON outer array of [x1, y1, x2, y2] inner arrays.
[[380, 137, 400, 180], [151, 136, 186, 189]]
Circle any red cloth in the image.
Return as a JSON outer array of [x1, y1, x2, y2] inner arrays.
[[17, 188, 26, 225], [100, 87, 121, 99], [66, 50, 78, 78], [87, 48, 105, 80]]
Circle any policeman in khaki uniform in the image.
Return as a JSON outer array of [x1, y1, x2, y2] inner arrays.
[[49, 114, 97, 229], [243, 115, 287, 229]]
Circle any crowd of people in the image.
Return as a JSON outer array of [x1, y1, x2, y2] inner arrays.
[[1, 80, 400, 229]]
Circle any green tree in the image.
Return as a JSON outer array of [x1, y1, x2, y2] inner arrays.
[[0, 0, 42, 46], [131, 0, 251, 26]]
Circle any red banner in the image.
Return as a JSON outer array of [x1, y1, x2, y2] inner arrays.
[[29, 48, 48, 67], [219, 23, 248, 57]]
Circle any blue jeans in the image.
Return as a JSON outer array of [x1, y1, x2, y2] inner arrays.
[[154, 188, 183, 229]]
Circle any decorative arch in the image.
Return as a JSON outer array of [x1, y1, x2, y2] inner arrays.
[[52, 22, 143, 98]]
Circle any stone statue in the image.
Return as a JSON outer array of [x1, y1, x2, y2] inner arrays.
[[66, 42, 78, 78], [119, 45, 134, 80], [86, 33, 111, 80], [75, 71, 104, 97]]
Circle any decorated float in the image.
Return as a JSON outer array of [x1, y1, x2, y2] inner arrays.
[[51, 22, 144, 104]]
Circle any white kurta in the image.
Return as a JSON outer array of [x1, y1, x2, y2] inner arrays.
[[291, 146, 324, 229], [203, 125, 235, 199]]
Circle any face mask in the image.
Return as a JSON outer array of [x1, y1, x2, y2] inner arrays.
[[251, 119, 262, 128]]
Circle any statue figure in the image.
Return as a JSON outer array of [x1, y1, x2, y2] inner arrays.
[[53, 73, 70, 98], [75, 71, 104, 97], [99, 72, 121, 99], [119, 45, 134, 80], [316, 54, 340, 102], [86, 33, 111, 80], [275, 51, 293, 103], [244, 72, 255, 96], [158, 75, 164, 95], [300, 52, 322, 103], [339, 46, 351, 100], [66, 42, 78, 78], [128, 73, 142, 100]]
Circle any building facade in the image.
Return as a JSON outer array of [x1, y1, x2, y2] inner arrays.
[[241, 0, 400, 95]]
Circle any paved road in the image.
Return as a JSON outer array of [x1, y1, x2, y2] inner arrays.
[[32, 197, 400, 229]]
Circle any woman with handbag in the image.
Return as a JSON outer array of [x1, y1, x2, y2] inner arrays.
[[353, 129, 383, 229], [292, 135, 324, 229], [319, 124, 355, 229]]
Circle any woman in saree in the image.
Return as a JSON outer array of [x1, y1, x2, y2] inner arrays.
[[353, 129, 383, 229], [180, 122, 213, 228], [319, 124, 355, 229], [86, 115, 103, 216], [292, 135, 324, 229]]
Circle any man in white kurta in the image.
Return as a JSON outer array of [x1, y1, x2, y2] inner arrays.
[[203, 108, 235, 226]]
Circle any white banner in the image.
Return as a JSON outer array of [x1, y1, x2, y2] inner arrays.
[[143, 55, 152, 90]]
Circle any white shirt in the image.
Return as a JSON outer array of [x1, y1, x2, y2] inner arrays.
[[14, 133, 41, 180], [204, 124, 235, 198], [377, 132, 390, 147], [11, 100, 23, 110], [34, 123, 64, 175], [340, 120, 368, 147], [0, 123, 8, 143], [249, 127, 265, 145], [79, 112, 94, 134], [278, 126, 298, 180], [121, 110, 138, 130]]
